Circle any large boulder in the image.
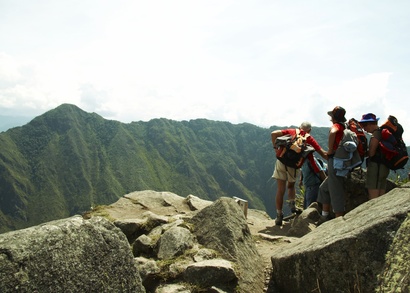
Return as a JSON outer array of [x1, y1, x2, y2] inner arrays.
[[189, 197, 265, 293], [0, 216, 145, 293], [344, 167, 368, 212], [376, 212, 410, 292], [183, 259, 238, 288], [156, 226, 195, 259], [287, 204, 321, 237], [270, 183, 410, 293]]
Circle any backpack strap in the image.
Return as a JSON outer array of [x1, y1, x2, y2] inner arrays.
[[295, 128, 300, 137]]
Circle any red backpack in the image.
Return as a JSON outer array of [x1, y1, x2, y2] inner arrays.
[[378, 115, 409, 170], [347, 118, 368, 163]]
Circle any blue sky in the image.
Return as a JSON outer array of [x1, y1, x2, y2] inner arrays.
[[1, 1, 410, 143]]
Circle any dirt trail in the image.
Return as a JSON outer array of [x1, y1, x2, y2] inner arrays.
[[246, 209, 297, 291]]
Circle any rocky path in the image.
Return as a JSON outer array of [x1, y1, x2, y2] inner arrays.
[[247, 209, 295, 263], [246, 209, 297, 292]]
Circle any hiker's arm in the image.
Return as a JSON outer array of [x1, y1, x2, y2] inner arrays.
[[368, 136, 379, 157], [307, 136, 328, 160], [327, 129, 337, 156], [317, 148, 328, 160], [271, 130, 284, 147]]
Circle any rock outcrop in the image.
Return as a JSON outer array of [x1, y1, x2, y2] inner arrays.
[[87, 191, 263, 292], [0, 174, 409, 293], [188, 197, 265, 292], [270, 183, 410, 293], [376, 210, 410, 292], [0, 216, 145, 293]]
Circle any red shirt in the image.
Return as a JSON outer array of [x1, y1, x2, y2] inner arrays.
[[281, 129, 322, 151], [331, 123, 345, 151]]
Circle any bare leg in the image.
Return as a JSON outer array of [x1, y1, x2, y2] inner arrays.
[[368, 189, 386, 200], [322, 203, 330, 214], [275, 179, 286, 212], [287, 181, 296, 201]]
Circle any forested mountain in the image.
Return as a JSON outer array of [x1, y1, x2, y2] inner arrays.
[[0, 104, 407, 233]]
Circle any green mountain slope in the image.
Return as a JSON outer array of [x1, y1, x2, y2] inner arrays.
[[0, 104, 277, 232], [0, 104, 408, 233]]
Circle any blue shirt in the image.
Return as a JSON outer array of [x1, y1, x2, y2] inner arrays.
[[301, 156, 326, 186]]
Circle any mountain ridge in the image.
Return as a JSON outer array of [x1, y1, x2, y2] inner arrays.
[[0, 104, 276, 232], [0, 103, 407, 233]]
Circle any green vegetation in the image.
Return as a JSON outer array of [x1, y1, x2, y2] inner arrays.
[[0, 104, 409, 232], [82, 205, 115, 221]]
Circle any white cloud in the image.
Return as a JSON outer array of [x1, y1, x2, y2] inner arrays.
[[1, 1, 410, 144]]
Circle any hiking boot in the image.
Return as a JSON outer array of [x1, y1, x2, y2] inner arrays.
[[275, 213, 283, 226], [316, 215, 330, 226], [289, 201, 302, 214]]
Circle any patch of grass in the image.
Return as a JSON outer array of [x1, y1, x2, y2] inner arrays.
[[82, 205, 115, 222]]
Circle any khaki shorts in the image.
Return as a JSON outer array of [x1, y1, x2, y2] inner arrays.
[[272, 160, 300, 182], [366, 161, 390, 189]]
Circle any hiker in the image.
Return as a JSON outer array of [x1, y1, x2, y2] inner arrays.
[[299, 155, 327, 209], [358, 113, 390, 199], [317, 106, 349, 225], [271, 121, 327, 226]]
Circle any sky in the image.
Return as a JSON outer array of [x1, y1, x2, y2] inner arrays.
[[1, 1, 410, 143]]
